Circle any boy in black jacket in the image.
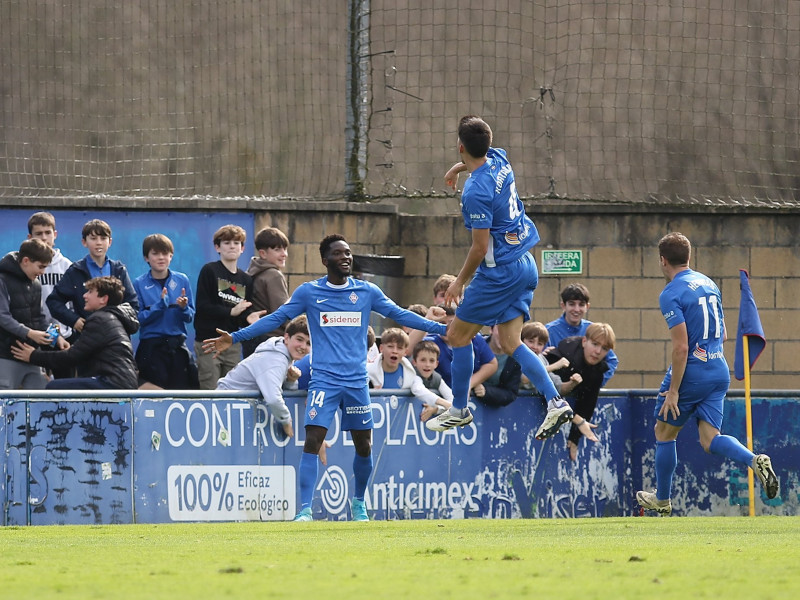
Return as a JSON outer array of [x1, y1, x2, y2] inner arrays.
[[0, 239, 57, 389], [193, 224, 264, 389], [13, 276, 139, 389]]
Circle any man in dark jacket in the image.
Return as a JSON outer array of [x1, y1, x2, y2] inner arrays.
[[0, 239, 57, 389], [12, 276, 139, 389]]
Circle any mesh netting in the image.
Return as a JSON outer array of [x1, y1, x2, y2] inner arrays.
[[2, 1, 798, 202]]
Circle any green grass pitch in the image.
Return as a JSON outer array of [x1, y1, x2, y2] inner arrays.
[[3, 517, 799, 599]]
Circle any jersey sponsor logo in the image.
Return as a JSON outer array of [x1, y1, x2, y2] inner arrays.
[[469, 212, 487, 220], [663, 310, 675, 320], [505, 232, 521, 245], [315, 298, 328, 303], [320, 311, 361, 326], [693, 344, 708, 362], [692, 344, 724, 363]]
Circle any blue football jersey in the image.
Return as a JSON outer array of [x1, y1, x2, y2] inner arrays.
[[659, 269, 729, 383], [232, 277, 446, 389], [460, 147, 540, 267]]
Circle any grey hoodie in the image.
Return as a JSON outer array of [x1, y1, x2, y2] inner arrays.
[[216, 336, 293, 425]]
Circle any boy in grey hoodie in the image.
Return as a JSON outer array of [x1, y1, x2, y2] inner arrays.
[[216, 315, 309, 437]]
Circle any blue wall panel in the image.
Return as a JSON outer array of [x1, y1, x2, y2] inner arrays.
[[0, 209, 255, 348], [3, 402, 28, 526], [3, 400, 133, 525], [2, 391, 798, 525]]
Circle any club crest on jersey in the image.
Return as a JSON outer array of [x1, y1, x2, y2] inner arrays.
[[308, 408, 317, 420], [349, 292, 358, 304]]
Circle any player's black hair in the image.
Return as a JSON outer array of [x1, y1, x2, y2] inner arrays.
[[319, 234, 347, 260], [458, 115, 492, 158]]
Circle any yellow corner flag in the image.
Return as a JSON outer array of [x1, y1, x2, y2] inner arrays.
[[734, 269, 766, 516]]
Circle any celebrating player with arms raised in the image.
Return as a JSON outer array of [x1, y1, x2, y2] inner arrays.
[[204, 234, 447, 522]]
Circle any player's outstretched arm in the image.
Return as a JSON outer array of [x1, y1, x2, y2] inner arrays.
[[202, 329, 232, 358], [403, 306, 446, 356]]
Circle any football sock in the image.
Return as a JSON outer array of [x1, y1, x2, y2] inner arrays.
[[298, 452, 319, 510], [450, 344, 474, 410], [709, 434, 755, 466], [352, 453, 373, 500], [654, 440, 677, 501], [512, 344, 559, 401]]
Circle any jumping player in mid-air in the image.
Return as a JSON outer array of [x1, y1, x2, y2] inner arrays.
[[204, 234, 447, 522], [425, 115, 573, 440]]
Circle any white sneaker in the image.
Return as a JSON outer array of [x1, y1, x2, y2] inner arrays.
[[752, 454, 779, 499], [425, 407, 473, 432], [534, 401, 573, 440], [636, 490, 672, 515]]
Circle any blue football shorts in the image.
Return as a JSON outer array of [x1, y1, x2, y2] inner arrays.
[[304, 385, 374, 431], [654, 377, 729, 430], [456, 251, 538, 326]]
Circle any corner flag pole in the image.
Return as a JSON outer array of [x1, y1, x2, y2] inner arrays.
[[735, 269, 766, 517], [742, 336, 755, 517]]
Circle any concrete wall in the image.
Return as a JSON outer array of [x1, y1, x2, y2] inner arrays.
[[253, 200, 800, 391], [1, 198, 797, 390]]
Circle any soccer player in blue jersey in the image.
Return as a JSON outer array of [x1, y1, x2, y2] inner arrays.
[[425, 115, 572, 439], [545, 283, 618, 386], [203, 234, 447, 522], [637, 232, 778, 515]]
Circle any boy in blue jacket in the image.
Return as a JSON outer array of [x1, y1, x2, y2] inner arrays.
[[134, 234, 198, 389]]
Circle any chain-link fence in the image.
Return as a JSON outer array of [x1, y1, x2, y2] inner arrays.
[[2, 1, 798, 202]]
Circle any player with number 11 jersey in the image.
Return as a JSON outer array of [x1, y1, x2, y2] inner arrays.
[[659, 268, 729, 390]]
